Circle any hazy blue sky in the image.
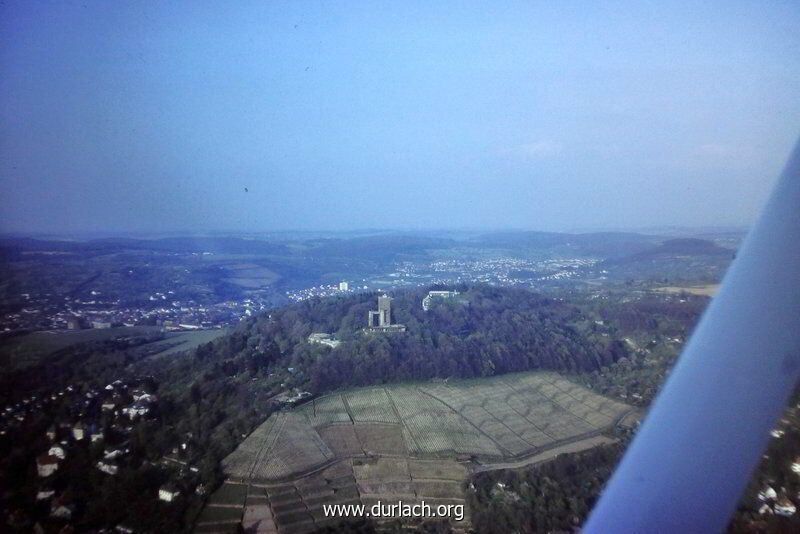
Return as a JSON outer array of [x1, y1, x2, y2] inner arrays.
[[1, 1, 798, 234]]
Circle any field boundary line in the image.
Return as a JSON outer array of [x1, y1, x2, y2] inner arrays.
[[415, 386, 511, 456], [431, 382, 541, 449], [474, 434, 618, 473], [340, 393, 356, 424], [384, 388, 422, 454], [248, 412, 288, 482], [540, 385, 605, 430], [549, 376, 626, 422], [491, 379, 558, 442], [471, 403, 542, 452]]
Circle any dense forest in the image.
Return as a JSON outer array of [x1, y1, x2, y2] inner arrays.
[[467, 442, 626, 534], [227, 285, 630, 394]]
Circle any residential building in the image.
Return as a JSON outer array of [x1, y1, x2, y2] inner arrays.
[[422, 290, 460, 311], [36, 454, 59, 477], [48, 445, 66, 460], [96, 461, 119, 475], [72, 422, 86, 441], [159, 484, 181, 502]]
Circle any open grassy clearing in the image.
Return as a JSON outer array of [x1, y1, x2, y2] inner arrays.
[[653, 283, 719, 296], [0, 325, 227, 372], [142, 328, 228, 357], [0, 326, 161, 370], [222, 262, 280, 288]]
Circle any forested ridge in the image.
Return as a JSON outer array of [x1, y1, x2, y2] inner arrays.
[[210, 285, 630, 395]]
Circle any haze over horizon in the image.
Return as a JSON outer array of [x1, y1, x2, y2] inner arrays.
[[2, 1, 799, 234]]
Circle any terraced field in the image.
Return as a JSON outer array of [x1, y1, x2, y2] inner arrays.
[[205, 372, 634, 533]]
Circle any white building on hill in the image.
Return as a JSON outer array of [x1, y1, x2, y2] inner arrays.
[[308, 333, 341, 348], [422, 290, 460, 311]]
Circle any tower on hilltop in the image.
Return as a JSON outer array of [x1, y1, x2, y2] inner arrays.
[[367, 295, 406, 332]]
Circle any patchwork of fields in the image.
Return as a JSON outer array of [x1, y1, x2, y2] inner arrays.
[[203, 372, 633, 533]]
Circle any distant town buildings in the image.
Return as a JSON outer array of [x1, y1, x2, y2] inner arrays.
[[422, 290, 460, 311], [366, 295, 406, 332], [286, 281, 354, 302]]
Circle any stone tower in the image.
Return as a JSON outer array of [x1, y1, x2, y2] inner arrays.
[[368, 295, 392, 327]]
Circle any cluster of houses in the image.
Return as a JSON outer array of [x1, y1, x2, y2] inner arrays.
[[4, 376, 190, 526], [33, 380, 161, 484], [3, 286, 269, 332], [756, 481, 798, 517], [753, 421, 800, 520], [0, 384, 89, 437], [3, 375, 204, 530]]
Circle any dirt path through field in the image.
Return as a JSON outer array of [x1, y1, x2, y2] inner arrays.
[[473, 434, 617, 472]]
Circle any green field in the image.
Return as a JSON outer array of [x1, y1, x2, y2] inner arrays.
[[221, 262, 280, 289], [140, 328, 228, 358], [0, 326, 161, 370], [0, 326, 227, 370]]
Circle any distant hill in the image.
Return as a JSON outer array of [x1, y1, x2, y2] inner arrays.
[[304, 234, 458, 262], [0, 236, 289, 256], [606, 238, 734, 264], [599, 238, 735, 282], [469, 231, 662, 258]]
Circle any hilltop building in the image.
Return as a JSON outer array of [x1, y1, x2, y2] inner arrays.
[[339, 281, 349, 291], [369, 295, 392, 327], [422, 290, 461, 311], [367, 295, 406, 332], [66, 316, 84, 330], [308, 332, 341, 348]]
